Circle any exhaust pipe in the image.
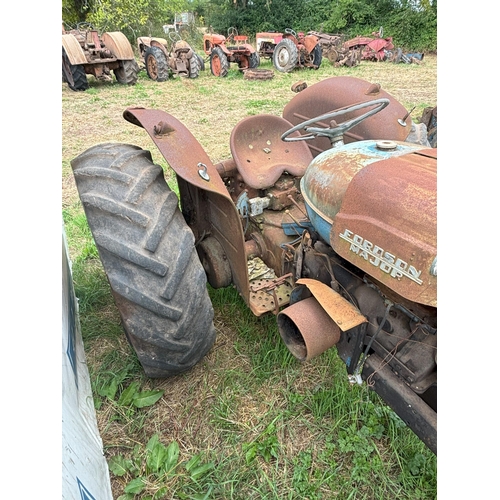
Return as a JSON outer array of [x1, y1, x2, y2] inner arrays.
[[277, 297, 341, 361]]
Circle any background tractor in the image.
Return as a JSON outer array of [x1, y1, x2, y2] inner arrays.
[[62, 22, 139, 91], [70, 76, 437, 455], [343, 27, 395, 62], [137, 33, 202, 82], [203, 27, 260, 77], [307, 30, 361, 67], [270, 29, 322, 73]]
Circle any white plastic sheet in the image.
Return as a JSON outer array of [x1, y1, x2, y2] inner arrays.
[[62, 225, 113, 500]]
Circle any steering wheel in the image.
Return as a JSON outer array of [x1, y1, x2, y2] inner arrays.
[[285, 28, 297, 38], [281, 98, 390, 145], [228, 27, 238, 39], [76, 22, 95, 32], [169, 31, 181, 43]]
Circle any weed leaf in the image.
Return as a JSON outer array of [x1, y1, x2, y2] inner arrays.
[[184, 454, 202, 472], [189, 462, 215, 480], [108, 455, 133, 477], [133, 389, 164, 408], [124, 477, 145, 494], [98, 377, 118, 400], [146, 436, 168, 474], [118, 381, 140, 406], [165, 441, 180, 473]]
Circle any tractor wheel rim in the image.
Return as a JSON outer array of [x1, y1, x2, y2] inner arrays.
[[147, 58, 158, 79], [278, 48, 289, 65]]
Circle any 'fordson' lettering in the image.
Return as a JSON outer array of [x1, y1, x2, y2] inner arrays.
[[339, 229, 423, 285]]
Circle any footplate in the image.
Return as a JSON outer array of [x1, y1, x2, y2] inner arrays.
[[247, 257, 293, 316]]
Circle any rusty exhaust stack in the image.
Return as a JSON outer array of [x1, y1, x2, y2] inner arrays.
[[277, 297, 341, 361]]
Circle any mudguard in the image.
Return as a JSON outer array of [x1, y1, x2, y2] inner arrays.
[[123, 107, 250, 305], [101, 31, 135, 60], [283, 76, 413, 157], [62, 34, 87, 65]]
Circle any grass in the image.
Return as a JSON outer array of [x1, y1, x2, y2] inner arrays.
[[62, 50, 437, 499]]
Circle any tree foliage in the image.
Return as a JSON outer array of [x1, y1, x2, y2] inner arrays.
[[61, 0, 436, 51]]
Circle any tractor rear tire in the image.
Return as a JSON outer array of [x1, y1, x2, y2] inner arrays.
[[188, 52, 201, 78], [244, 68, 274, 81], [70, 143, 216, 378], [144, 46, 169, 82], [62, 47, 89, 91], [114, 59, 139, 85], [273, 38, 298, 73], [195, 53, 206, 71], [310, 44, 322, 69], [210, 47, 229, 77]]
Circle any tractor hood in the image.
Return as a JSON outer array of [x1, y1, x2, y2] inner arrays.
[[300, 140, 437, 307]]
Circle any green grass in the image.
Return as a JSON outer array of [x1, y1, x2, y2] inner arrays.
[[62, 54, 437, 499]]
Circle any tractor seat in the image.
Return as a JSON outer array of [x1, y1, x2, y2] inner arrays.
[[230, 114, 314, 190]]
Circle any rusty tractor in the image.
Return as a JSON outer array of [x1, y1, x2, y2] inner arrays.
[[71, 76, 437, 454], [307, 31, 361, 67], [137, 32, 202, 82], [203, 27, 260, 77], [343, 27, 395, 62], [271, 29, 322, 73], [62, 22, 139, 91]]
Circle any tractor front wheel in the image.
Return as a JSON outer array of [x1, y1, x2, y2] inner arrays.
[[273, 38, 298, 73], [70, 143, 216, 378], [144, 46, 169, 82], [210, 47, 229, 77]]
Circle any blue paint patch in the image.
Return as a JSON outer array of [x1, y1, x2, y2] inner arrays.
[[65, 256, 78, 388], [77, 477, 97, 500]]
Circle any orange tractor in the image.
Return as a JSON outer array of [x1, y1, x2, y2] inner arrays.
[[203, 27, 260, 77]]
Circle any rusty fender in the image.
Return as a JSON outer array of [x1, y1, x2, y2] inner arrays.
[[123, 107, 250, 304]]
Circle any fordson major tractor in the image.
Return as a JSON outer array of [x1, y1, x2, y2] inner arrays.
[[71, 76, 437, 454]]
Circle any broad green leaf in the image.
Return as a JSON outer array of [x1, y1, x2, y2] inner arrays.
[[189, 462, 214, 480], [146, 440, 168, 474], [146, 434, 160, 452], [116, 494, 134, 500], [108, 455, 133, 477], [98, 378, 118, 400], [124, 477, 145, 494], [118, 381, 140, 406], [133, 389, 164, 408], [244, 445, 257, 464], [165, 441, 180, 472], [184, 454, 202, 472]]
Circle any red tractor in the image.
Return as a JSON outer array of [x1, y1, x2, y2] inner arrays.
[[203, 27, 260, 77], [269, 29, 322, 73], [344, 27, 395, 62], [71, 76, 437, 454]]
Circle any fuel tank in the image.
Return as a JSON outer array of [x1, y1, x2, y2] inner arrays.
[[300, 140, 437, 307]]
